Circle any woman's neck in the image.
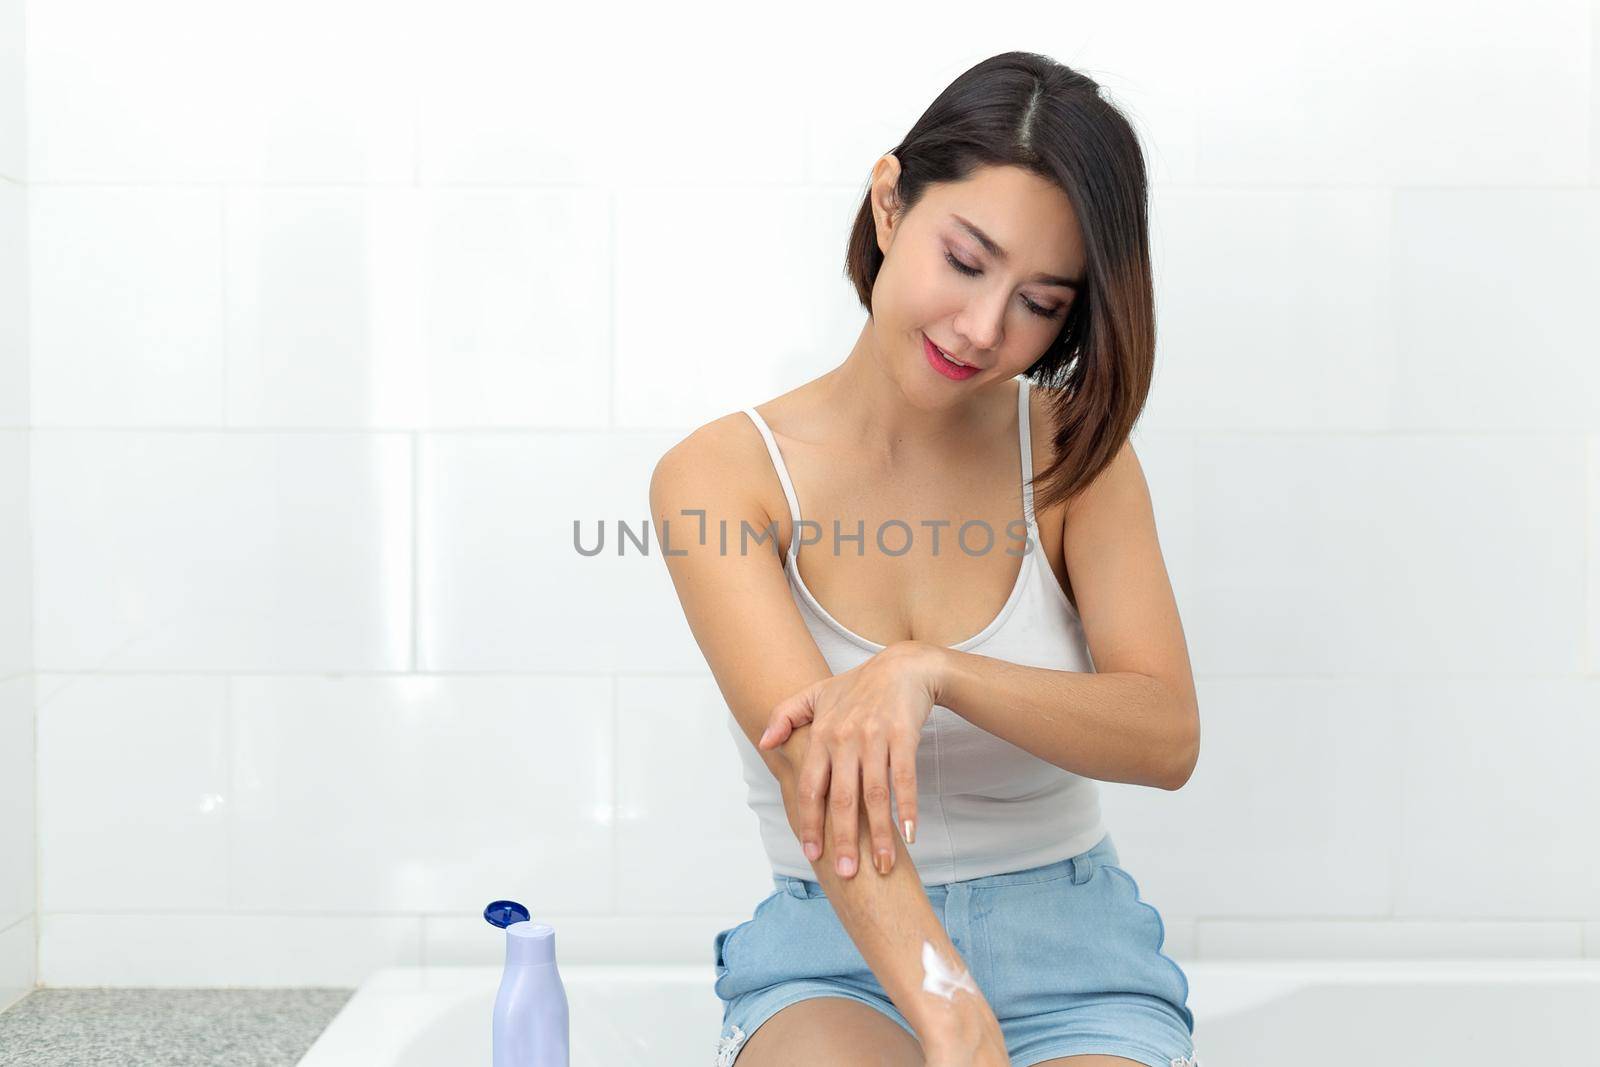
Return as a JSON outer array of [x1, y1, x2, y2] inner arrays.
[[811, 326, 1010, 464]]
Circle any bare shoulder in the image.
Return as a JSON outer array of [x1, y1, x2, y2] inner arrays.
[[650, 408, 786, 550], [652, 410, 768, 499]]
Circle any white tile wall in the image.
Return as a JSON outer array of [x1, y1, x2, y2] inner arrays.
[[1193, 0, 1591, 187], [416, 431, 702, 673], [0, 428, 31, 678], [36, 676, 229, 913], [413, 1, 808, 188], [0, 677, 35, 1003], [222, 187, 613, 430], [228, 674, 614, 915], [0, 181, 25, 429], [11, 0, 1600, 989], [29, 187, 225, 426], [1142, 190, 1399, 432], [1590, 438, 1599, 672], [0, 0, 33, 1009], [0, 0, 21, 184], [31, 431, 413, 671], [612, 187, 862, 429], [26, 0, 416, 184], [1187, 434, 1587, 677]]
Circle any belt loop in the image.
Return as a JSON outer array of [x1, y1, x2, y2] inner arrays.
[[1070, 853, 1095, 885]]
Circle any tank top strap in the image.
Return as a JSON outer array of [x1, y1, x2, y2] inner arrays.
[[741, 407, 803, 559], [1017, 377, 1037, 527]]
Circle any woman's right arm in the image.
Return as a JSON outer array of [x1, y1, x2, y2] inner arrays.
[[648, 418, 1007, 1061]]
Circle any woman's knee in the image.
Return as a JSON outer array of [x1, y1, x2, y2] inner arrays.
[[731, 995, 923, 1066]]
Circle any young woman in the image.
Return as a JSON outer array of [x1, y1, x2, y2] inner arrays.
[[651, 51, 1202, 1067]]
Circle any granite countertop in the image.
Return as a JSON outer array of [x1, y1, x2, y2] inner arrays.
[[0, 988, 354, 1066]]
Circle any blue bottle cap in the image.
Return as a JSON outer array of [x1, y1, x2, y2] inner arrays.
[[483, 900, 531, 928]]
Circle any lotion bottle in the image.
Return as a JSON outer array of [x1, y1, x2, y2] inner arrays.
[[484, 899, 569, 1067]]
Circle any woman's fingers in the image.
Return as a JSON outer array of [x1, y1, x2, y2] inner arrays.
[[860, 734, 896, 875], [889, 732, 918, 848], [758, 684, 815, 750], [795, 741, 832, 863], [828, 746, 862, 877], [779, 662, 931, 877]]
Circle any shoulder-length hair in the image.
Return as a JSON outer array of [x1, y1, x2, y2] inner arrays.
[[845, 51, 1155, 515]]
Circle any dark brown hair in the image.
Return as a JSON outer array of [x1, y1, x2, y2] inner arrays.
[[845, 51, 1155, 515]]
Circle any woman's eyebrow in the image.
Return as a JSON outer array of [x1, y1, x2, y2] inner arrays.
[[950, 213, 1082, 292]]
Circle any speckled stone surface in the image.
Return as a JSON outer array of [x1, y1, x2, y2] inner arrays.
[[0, 987, 355, 1066]]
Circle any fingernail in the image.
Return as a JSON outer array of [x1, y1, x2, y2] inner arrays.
[[803, 840, 820, 861], [758, 726, 772, 745], [875, 850, 890, 875], [903, 819, 916, 845], [837, 855, 855, 877]]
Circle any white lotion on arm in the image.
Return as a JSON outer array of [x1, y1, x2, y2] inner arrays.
[[921, 940, 980, 1000]]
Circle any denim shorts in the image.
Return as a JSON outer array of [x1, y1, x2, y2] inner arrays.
[[710, 832, 1200, 1067]]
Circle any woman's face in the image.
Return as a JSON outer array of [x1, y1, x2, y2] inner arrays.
[[870, 161, 1086, 397]]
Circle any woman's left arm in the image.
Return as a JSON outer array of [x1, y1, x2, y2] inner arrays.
[[920, 646, 1198, 791], [935, 436, 1199, 790], [759, 438, 1200, 877]]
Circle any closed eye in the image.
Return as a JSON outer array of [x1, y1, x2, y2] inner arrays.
[[945, 251, 1065, 319]]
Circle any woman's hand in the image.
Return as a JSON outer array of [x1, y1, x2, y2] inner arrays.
[[756, 640, 945, 879]]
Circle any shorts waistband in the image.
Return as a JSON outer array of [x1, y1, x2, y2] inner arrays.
[[773, 831, 1118, 899]]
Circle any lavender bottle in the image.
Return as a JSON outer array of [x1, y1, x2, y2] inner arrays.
[[484, 900, 569, 1067]]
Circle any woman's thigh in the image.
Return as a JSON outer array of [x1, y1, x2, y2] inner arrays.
[[734, 995, 923, 1066]]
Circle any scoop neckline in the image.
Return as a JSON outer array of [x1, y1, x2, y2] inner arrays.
[[754, 376, 1040, 653], [785, 517, 1040, 653]]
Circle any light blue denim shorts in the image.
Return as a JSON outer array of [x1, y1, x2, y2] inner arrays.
[[711, 832, 1200, 1067]]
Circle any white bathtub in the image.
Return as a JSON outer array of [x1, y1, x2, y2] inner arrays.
[[297, 959, 1600, 1066]]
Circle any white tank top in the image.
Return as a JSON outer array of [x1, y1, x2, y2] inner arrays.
[[733, 376, 1107, 885]]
